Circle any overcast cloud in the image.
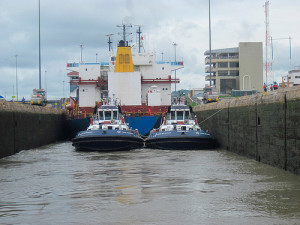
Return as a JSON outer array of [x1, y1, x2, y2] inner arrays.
[[0, 0, 299, 100]]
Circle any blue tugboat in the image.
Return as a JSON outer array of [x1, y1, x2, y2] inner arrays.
[[72, 104, 144, 151], [145, 104, 216, 150]]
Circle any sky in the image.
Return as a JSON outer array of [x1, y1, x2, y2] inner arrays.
[[0, 0, 299, 100]]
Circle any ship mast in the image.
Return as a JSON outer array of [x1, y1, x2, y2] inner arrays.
[[117, 23, 132, 46], [135, 25, 143, 53], [105, 34, 114, 52]]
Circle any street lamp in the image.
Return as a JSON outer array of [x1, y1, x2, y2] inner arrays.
[[80, 44, 84, 63], [173, 42, 178, 92], [209, 0, 212, 86], [45, 70, 47, 98], [63, 81, 65, 98]]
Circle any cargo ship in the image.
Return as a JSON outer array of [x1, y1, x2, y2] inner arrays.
[[65, 24, 184, 137]]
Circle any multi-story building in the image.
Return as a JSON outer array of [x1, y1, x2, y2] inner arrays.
[[204, 42, 263, 94]]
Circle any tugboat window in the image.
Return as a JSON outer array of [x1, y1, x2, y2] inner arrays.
[[177, 111, 184, 120], [171, 111, 176, 120], [184, 111, 189, 120], [113, 111, 118, 120], [104, 111, 111, 120], [99, 111, 104, 120]]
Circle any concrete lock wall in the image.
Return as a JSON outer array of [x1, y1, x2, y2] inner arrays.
[[194, 86, 300, 175], [0, 102, 66, 158]]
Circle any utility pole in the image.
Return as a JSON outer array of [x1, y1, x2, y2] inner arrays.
[[264, 0, 273, 84], [271, 36, 292, 68]]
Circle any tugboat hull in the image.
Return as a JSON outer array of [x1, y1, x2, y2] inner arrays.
[[72, 130, 144, 151], [145, 131, 217, 150]]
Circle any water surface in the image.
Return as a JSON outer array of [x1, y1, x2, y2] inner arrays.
[[1, 142, 300, 224]]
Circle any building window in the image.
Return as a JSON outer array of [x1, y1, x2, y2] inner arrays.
[[230, 70, 239, 76], [218, 70, 228, 76], [230, 62, 239, 68], [218, 62, 228, 68], [162, 67, 164, 70]]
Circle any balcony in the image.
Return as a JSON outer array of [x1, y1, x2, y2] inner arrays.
[[70, 77, 108, 87], [141, 75, 179, 84], [205, 66, 217, 73], [205, 75, 216, 81], [205, 56, 239, 64]]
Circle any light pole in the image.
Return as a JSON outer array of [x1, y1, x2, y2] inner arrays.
[[63, 81, 65, 98], [173, 42, 178, 92], [15, 54, 18, 101], [38, 0, 42, 89], [96, 53, 98, 63], [45, 70, 47, 98], [80, 44, 84, 63], [209, 0, 212, 86]]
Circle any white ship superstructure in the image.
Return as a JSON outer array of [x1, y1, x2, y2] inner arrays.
[[66, 25, 184, 112]]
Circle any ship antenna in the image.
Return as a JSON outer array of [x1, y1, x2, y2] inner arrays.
[[135, 25, 143, 53], [117, 23, 132, 46], [105, 34, 114, 52]]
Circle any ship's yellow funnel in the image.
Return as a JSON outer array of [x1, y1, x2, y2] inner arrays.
[[114, 46, 134, 72]]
